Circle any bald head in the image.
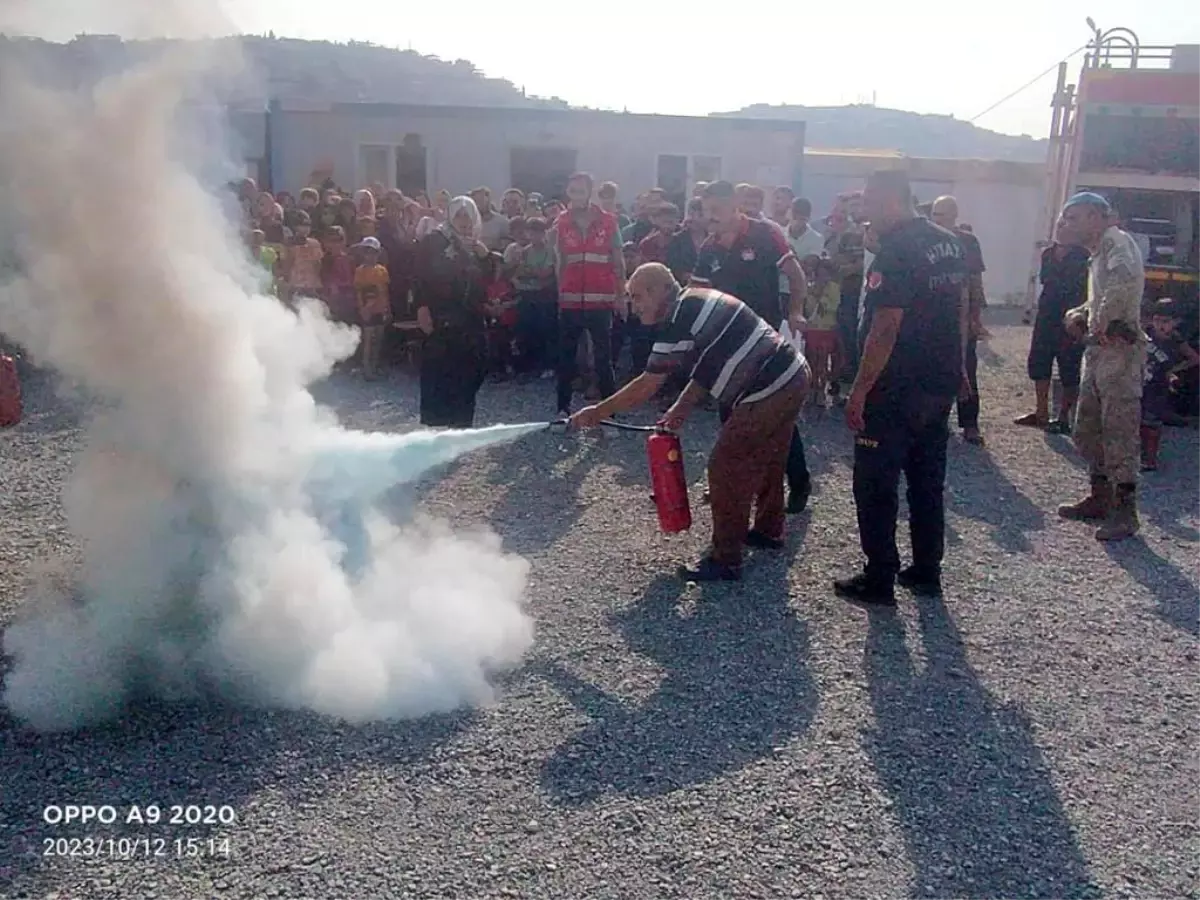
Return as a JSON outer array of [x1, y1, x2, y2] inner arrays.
[[627, 263, 680, 325], [930, 195, 959, 229]]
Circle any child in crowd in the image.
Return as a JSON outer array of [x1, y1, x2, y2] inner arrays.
[[298, 187, 319, 210], [1141, 299, 1200, 471], [247, 229, 279, 296], [510, 217, 557, 377], [321, 225, 357, 325], [356, 215, 378, 245], [486, 220, 523, 378], [283, 210, 324, 307], [354, 236, 391, 380], [289, 188, 319, 229], [800, 254, 841, 407]]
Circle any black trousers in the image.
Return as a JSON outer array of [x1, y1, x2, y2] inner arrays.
[[420, 328, 486, 428], [956, 336, 980, 429], [610, 316, 654, 377], [853, 391, 953, 582], [556, 307, 615, 412], [719, 403, 810, 493], [835, 292, 861, 385], [515, 288, 558, 373]]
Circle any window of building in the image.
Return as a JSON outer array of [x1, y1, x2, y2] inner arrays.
[[359, 145, 391, 190], [655, 154, 723, 209], [656, 155, 689, 209], [1081, 113, 1200, 177]]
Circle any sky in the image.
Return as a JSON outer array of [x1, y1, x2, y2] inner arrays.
[[6, 0, 1199, 139]]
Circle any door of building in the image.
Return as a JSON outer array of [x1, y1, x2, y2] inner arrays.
[[656, 154, 688, 210], [396, 134, 428, 197]]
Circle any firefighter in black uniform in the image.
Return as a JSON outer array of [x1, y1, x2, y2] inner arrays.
[[834, 170, 970, 605]]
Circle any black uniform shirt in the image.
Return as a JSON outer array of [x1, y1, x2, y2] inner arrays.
[[692, 215, 794, 326], [1037, 244, 1090, 327], [861, 216, 969, 400]]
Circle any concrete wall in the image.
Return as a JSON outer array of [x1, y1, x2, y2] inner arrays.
[[261, 103, 805, 207], [801, 151, 1046, 303]]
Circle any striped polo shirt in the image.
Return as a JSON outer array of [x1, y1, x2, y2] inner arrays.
[[646, 287, 805, 408]]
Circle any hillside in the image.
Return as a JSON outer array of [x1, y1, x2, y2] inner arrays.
[[720, 104, 1047, 162], [0, 33, 570, 109], [0, 35, 1044, 160]]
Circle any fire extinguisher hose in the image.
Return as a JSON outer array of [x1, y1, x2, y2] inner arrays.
[[546, 418, 672, 435]]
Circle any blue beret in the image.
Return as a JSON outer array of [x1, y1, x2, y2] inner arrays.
[[1063, 191, 1112, 213]]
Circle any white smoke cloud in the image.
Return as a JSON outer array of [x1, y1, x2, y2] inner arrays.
[[0, 5, 537, 731]]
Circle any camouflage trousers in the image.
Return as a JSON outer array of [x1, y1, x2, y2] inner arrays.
[[1072, 343, 1144, 485]]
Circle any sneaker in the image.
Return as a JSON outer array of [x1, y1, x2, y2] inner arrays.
[[677, 556, 741, 582], [1046, 419, 1071, 436], [833, 573, 896, 606], [896, 565, 942, 596], [1013, 412, 1047, 428], [744, 529, 785, 550], [962, 428, 985, 446]]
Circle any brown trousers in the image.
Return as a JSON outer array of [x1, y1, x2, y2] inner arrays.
[[708, 377, 807, 567]]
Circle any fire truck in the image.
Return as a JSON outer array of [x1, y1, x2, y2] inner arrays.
[[1031, 26, 1200, 328]]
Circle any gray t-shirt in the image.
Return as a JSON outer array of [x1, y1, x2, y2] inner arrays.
[[479, 213, 511, 251]]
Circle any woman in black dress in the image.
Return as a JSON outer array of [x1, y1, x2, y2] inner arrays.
[[414, 195, 493, 428]]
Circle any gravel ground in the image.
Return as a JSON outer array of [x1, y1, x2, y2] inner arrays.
[[1, 315, 1197, 900]]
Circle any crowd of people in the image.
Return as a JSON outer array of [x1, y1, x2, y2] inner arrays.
[[231, 168, 1197, 593], [235, 175, 889, 429]]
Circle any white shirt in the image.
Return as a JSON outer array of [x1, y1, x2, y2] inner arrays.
[[779, 223, 826, 294], [859, 247, 875, 327]]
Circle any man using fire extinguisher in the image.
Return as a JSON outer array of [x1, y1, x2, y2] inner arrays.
[[835, 171, 971, 606], [569, 263, 809, 582]]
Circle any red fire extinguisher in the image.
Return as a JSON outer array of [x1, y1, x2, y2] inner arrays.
[[0, 354, 21, 428], [646, 429, 692, 533]]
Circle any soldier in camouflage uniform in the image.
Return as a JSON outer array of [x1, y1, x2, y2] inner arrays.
[[1057, 193, 1146, 541]]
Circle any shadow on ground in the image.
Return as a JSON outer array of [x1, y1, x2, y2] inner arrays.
[[0, 685, 469, 897], [860, 596, 1101, 900], [1103, 540, 1200, 636], [538, 574, 816, 806], [1041, 431, 1088, 471], [483, 432, 615, 556], [946, 442, 1046, 553], [1140, 428, 1200, 544]]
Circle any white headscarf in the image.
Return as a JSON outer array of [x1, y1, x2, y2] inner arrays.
[[442, 195, 481, 243]]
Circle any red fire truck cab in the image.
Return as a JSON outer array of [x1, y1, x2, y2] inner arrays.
[[1035, 30, 1199, 321]]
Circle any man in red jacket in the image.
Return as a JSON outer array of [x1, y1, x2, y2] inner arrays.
[[551, 172, 627, 417]]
